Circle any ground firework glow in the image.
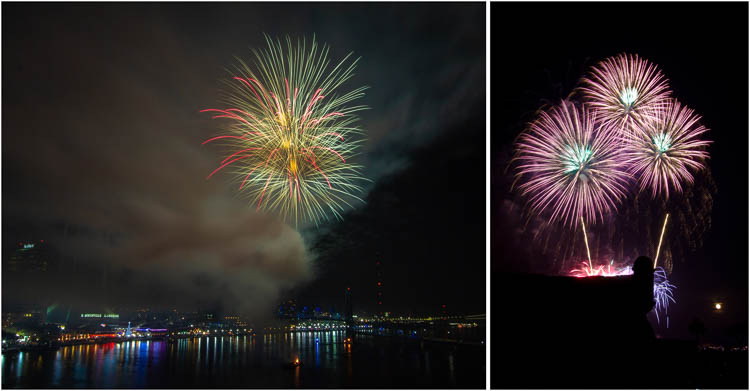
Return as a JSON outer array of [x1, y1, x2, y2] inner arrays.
[[513, 101, 630, 227], [624, 100, 711, 199], [577, 53, 671, 138], [569, 262, 676, 324], [202, 36, 368, 225], [569, 260, 631, 277]]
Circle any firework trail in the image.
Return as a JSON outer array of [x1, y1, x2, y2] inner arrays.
[[576, 53, 671, 138], [624, 99, 711, 199], [513, 100, 631, 227], [202, 35, 368, 226]]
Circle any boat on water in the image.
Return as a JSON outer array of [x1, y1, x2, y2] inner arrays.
[[282, 357, 302, 369]]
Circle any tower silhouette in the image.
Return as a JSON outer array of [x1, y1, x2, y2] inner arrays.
[[376, 260, 385, 317], [344, 287, 353, 326]]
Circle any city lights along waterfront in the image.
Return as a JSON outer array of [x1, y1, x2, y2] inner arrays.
[[1, 325, 485, 388]]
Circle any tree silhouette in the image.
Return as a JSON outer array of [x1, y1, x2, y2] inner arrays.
[[688, 317, 706, 346]]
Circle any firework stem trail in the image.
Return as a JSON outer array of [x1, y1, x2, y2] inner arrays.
[[581, 216, 592, 270], [654, 213, 669, 268]]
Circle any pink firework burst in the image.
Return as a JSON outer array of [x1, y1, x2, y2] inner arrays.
[[513, 100, 631, 227], [577, 53, 671, 137], [623, 99, 711, 199]]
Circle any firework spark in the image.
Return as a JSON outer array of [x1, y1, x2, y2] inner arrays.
[[653, 266, 676, 324], [624, 100, 711, 199], [513, 100, 631, 227], [202, 36, 368, 226], [577, 53, 671, 137]]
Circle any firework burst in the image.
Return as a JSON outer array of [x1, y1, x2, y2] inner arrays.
[[577, 53, 671, 137], [202, 35, 368, 226], [624, 99, 711, 199], [513, 101, 631, 227]]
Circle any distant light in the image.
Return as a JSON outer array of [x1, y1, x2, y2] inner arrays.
[[715, 303, 722, 310]]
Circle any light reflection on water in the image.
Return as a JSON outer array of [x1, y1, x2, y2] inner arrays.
[[1, 331, 484, 388]]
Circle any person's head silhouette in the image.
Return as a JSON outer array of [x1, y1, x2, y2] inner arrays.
[[633, 256, 653, 274]]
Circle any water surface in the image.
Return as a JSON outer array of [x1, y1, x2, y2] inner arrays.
[[1, 331, 485, 388]]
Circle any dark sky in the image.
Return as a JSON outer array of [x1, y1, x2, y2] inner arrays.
[[2, 3, 485, 319], [491, 2, 748, 343]]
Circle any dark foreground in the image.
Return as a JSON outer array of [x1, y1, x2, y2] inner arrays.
[[1, 331, 485, 388], [492, 268, 748, 389]]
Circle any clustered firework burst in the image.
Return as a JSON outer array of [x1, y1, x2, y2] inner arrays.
[[514, 53, 711, 227], [513, 53, 713, 324], [202, 35, 368, 226]]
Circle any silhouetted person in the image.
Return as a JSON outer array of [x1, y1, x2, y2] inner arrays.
[[630, 255, 656, 342], [632, 255, 655, 314]]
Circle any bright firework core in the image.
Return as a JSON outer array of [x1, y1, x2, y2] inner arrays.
[[652, 133, 672, 153], [563, 144, 593, 175], [619, 87, 639, 110]]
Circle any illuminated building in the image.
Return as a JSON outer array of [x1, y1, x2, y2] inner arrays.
[[6, 240, 54, 273], [2, 307, 47, 327], [80, 313, 120, 319], [199, 311, 216, 322], [223, 315, 246, 326], [277, 299, 297, 319]]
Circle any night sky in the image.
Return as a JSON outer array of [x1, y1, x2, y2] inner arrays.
[[2, 3, 485, 319], [491, 3, 748, 343]]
